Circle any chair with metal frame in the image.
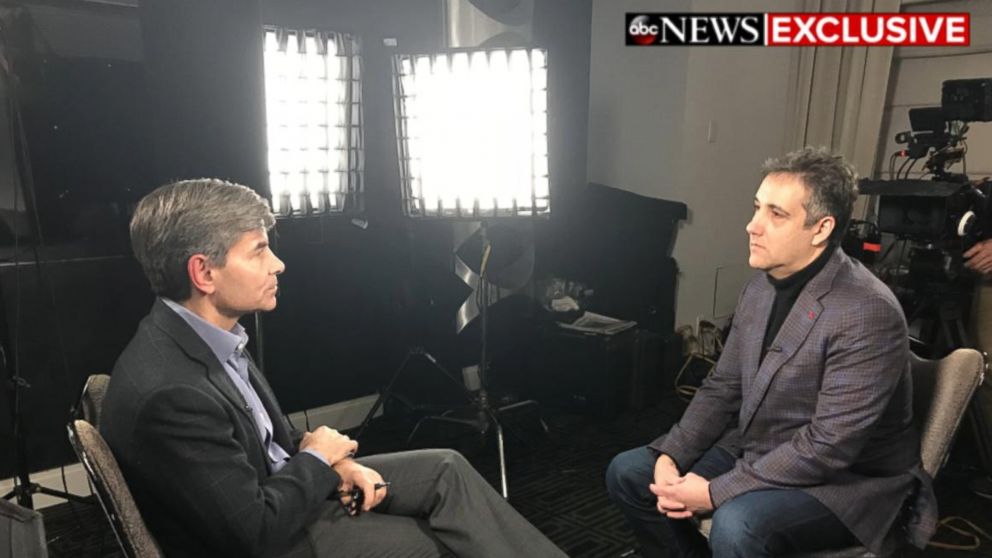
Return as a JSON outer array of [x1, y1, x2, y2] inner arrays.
[[77, 373, 111, 427], [67, 419, 163, 558], [0, 498, 47, 558], [695, 347, 986, 557]]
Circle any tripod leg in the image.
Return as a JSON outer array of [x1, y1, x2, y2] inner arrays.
[[406, 414, 487, 447], [954, 319, 972, 349], [384, 347, 515, 499], [354, 350, 418, 439], [496, 421, 508, 499], [937, 301, 971, 351], [34, 484, 92, 505], [497, 399, 550, 433]]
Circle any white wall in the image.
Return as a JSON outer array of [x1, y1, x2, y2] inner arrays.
[[588, 0, 802, 327], [587, 0, 690, 200], [876, 1, 992, 181]]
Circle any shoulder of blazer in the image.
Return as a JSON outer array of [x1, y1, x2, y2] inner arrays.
[[802, 247, 851, 301], [821, 250, 901, 309], [145, 298, 221, 370], [736, 248, 861, 320]]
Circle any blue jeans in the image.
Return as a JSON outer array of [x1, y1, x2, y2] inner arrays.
[[605, 446, 858, 558]]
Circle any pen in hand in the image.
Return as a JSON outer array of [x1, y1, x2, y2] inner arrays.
[[338, 481, 391, 516], [334, 481, 391, 497]]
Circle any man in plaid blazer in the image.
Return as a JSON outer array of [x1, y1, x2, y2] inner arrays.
[[607, 147, 936, 557], [101, 179, 566, 558]]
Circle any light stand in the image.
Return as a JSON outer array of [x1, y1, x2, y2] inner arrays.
[[355, 222, 548, 499], [353, 347, 482, 439], [0, 28, 92, 508], [2, 344, 90, 509], [387, 46, 552, 498], [404, 221, 546, 499]]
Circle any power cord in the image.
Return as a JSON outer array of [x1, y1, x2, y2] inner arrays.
[[927, 515, 992, 552], [673, 321, 724, 400]]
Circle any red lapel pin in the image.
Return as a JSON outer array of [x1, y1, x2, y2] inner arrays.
[[808, 310, 816, 320]]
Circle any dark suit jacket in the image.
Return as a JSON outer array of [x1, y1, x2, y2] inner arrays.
[[101, 299, 338, 558], [652, 249, 935, 553]]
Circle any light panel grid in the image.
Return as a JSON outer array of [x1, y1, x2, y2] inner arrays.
[[263, 27, 364, 216], [394, 48, 549, 219]]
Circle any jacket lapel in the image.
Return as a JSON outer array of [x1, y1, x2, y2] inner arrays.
[[739, 280, 774, 397], [149, 299, 256, 427], [247, 358, 294, 453], [738, 249, 844, 433]]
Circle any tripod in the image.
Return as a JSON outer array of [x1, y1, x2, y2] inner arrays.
[[354, 346, 516, 499], [905, 285, 972, 356], [356, 223, 546, 499], [0, 23, 90, 510], [2, 344, 90, 509]]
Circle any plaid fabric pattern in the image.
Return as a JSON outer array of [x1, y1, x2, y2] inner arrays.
[[652, 249, 935, 554]]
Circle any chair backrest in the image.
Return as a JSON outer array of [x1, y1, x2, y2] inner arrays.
[[77, 374, 111, 427], [67, 419, 163, 558], [911, 348, 986, 477], [697, 348, 986, 551], [0, 499, 47, 558]]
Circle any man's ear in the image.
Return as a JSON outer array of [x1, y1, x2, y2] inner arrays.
[[811, 216, 835, 246], [187, 254, 216, 296]]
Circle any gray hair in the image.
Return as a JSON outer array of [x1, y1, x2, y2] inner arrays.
[[130, 178, 275, 301], [762, 146, 859, 243]]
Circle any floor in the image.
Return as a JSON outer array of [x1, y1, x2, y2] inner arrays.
[[38, 391, 992, 557]]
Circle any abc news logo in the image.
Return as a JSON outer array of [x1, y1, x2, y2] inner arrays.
[[626, 13, 970, 46]]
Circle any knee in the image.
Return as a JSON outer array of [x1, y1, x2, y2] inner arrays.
[[433, 448, 471, 473], [605, 450, 645, 503], [605, 454, 625, 500], [709, 502, 764, 557]]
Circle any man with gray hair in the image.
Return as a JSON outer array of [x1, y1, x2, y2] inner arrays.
[[101, 178, 567, 558], [606, 147, 936, 557]]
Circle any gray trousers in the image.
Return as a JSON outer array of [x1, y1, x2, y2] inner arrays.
[[295, 448, 568, 558]]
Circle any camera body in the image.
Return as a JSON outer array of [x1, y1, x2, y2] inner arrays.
[[848, 77, 992, 280], [858, 178, 990, 285], [863, 179, 989, 247], [842, 78, 992, 354]]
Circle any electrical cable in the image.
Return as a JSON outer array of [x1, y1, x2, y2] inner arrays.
[[1, 10, 85, 524], [927, 515, 992, 551], [904, 157, 918, 179], [673, 323, 721, 401], [963, 140, 968, 177], [896, 156, 912, 180]]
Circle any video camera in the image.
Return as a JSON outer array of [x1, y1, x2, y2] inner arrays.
[[893, 78, 992, 183], [849, 78, 992, 283], [842, 78, 992, 354]]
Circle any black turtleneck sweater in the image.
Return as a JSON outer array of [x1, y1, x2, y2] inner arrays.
[[760, 243, 836, 362]]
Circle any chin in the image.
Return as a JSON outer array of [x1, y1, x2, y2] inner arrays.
[[249, 297, 277, 313]]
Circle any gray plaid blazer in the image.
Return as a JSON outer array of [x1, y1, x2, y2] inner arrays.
[[101, 299, 338, 557], [652, 249, 936, 554]]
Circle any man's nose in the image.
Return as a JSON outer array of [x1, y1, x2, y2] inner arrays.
[[746, 216, 761, 236], [272, 254, 286, 275]]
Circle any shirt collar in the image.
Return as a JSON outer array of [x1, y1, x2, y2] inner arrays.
[[161, 298, 248, 366]]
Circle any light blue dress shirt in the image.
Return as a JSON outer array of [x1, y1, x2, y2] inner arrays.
[[162, 298, 328, 472]]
